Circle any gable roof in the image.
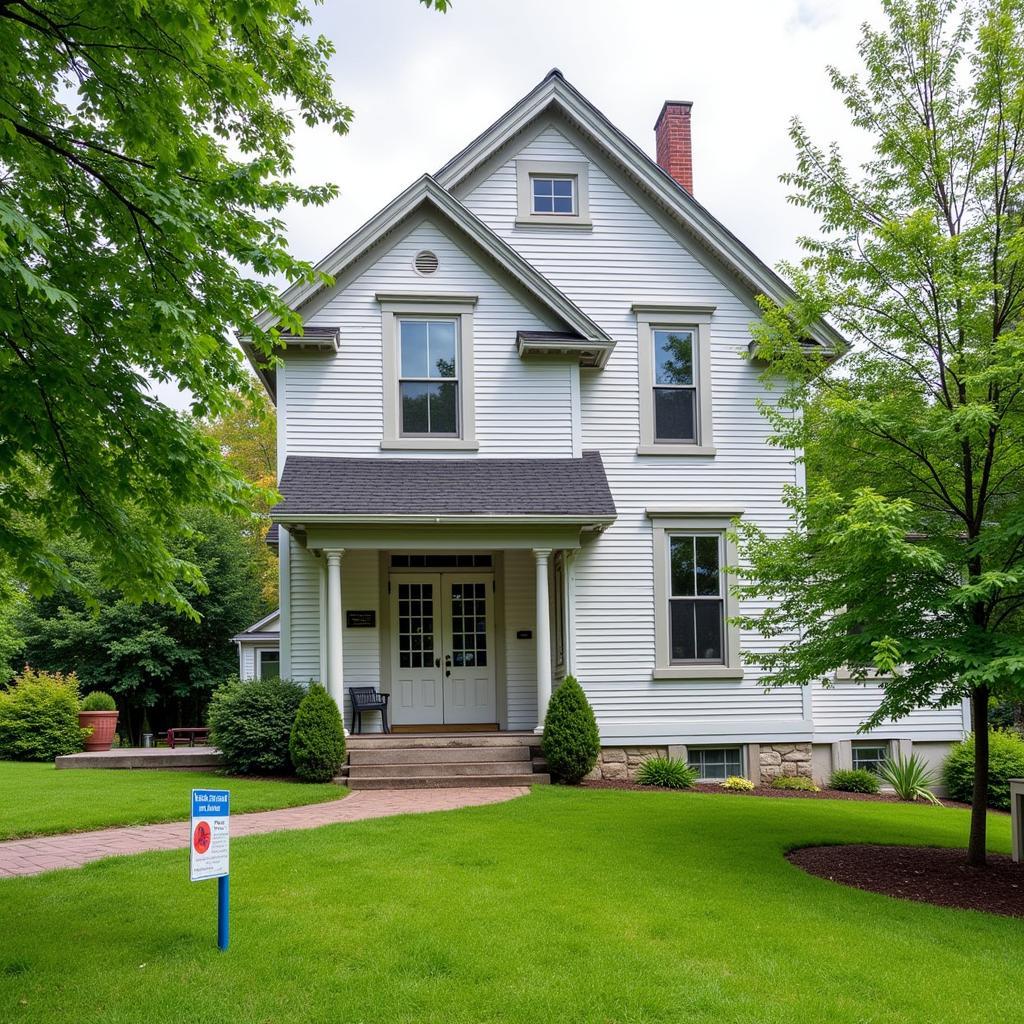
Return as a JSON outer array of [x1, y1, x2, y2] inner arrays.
[[436, 69, 845, 354], [243, 175, 614, 395], [231, 608, 280, 644]]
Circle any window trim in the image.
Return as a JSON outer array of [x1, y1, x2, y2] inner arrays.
[[515, 159, 591, 227], [379, 295, 478, 451], [851, 740, 892, 774], [397, 315, 461, 439], [687, 745, 745, 782], [649, 510, 743, 679], [634, 305, 716, 456], [255, 647, 280, 680]]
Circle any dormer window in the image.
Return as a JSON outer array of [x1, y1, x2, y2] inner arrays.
[[531, 175, 576, 215], [516, 159, 591, 227]]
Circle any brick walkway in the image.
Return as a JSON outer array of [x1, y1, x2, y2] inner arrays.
[[0, 787, 529, 878]]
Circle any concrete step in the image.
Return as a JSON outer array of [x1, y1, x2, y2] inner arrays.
[[55, 749, 222, 770], [344, 773, 550, 790], [348, 760, 534, 779], [349, 745, 530, 766], [346, 734, 537, 750]]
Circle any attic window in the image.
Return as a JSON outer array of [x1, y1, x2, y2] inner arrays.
[[414, 250, 439, 275], [515, 159, 591, 227]]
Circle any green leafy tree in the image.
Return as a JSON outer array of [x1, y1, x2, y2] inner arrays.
[[16, 509, 267, 742], [0, 0, 446, 612], [736, 0, 1024, 866]]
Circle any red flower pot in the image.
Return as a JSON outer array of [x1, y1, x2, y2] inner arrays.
[[79, 710, 119, 752]]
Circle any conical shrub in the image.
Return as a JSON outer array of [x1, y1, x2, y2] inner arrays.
[[541, 676, 600, 784], [289, 684, 346, 783]]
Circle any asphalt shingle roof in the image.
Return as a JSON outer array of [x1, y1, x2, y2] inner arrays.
[[272, 452, 616, 519]]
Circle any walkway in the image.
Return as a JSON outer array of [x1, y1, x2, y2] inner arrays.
[[0, 786, 529, 878]]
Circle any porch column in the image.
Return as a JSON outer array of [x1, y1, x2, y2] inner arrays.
[[533, 547, 553, 733], [324, 549, 346, 727]]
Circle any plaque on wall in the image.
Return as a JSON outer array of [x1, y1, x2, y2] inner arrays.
[[346, 610, 376, 628], [516, 629, 533, 640]]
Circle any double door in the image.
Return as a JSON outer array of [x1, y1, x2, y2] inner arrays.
[[389, 572, 496, 726]]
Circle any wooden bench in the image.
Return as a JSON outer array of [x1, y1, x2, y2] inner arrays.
[[166, 727, 211, 749]]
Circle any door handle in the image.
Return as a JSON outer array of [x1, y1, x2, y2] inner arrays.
[[435, 657, 441, 669], [444, 654, 451, 677]]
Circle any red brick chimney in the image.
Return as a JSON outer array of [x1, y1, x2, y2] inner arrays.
[[654, 101, 694, 195]]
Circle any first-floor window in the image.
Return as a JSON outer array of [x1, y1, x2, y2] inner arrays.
[[852, 742, 889, 774], [688, 747, 743, 781], [256, 649, 280, 680], [399, 318, 459, 436], [669, 533, 724, 663]]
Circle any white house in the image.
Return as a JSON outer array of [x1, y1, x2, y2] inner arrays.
[[238, 71, 969, 786]]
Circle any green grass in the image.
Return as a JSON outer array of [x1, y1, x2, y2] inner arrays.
[[0, 762, 346, 839], [0, 787, 1021, 1023]]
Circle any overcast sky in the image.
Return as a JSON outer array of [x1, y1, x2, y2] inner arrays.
[[157, 0, 884, 409]]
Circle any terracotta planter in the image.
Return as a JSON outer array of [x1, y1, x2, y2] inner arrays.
[[79, 710, 119, 752]]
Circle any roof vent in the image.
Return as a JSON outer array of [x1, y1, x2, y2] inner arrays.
[[414, 249, 439, 275]]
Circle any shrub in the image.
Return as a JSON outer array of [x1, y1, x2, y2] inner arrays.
[[771, 775, 819, 792], [878, 754, 940, 804], [943, 730, 1024, 811], [289, 684, 346, 783], [721, 775, 755, 791], [80, 691, 116, 712], [207, 676, 305, 775], [541, 676, 600, 784], [635, 756, 698, 789], [829, 768, 880, 794], [0, 667, 86, 761]]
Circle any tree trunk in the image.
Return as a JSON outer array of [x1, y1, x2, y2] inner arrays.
[[967, 685, 990, 868]]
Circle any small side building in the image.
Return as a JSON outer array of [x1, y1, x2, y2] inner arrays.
[[232, 609, 281, 680]]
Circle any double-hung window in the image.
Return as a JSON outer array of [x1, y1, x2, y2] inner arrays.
[[378, 295, 477, 451], [649, 510, 743, 679], [398, 318, 459, 436], [669, 534, 724, 663], [634, 306, 715, 455]]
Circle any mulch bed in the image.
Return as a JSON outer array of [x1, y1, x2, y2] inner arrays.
[[788, 844, 1024, 918]]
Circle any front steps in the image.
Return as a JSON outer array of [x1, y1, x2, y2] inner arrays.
[[339, 733, 550, 790]]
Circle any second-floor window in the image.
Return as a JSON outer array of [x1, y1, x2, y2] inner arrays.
[[653, 328, 697, 442], [399, 318, 458, 436]]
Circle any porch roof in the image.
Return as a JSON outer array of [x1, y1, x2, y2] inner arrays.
[[272, 451, 616, 523]]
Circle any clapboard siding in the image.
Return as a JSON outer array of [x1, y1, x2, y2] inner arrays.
[[812, 682, 967, 742], [459, 122, 811, 742], [288, 533, 322, 683], [284, 220, 574, 459], [239, 645, 256, 681], [502, 550, 538, 730]]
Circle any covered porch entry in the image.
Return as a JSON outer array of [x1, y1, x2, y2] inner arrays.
[[272, 453, 615, 734]]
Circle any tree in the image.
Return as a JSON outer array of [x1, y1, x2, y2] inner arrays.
[[202, 387, 279, 605], [16, 508, 268, 742], [736, 0, 1024, 866], [0, 0, 446, 613]]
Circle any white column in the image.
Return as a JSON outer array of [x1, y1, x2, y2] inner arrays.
[[534, 548, 553, 733], [324, 549, 346, 730]]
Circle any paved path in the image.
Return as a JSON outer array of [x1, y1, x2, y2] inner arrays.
[[0, 787, 529, 878]]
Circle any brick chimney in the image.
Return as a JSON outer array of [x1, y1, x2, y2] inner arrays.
[[654, 101, 694, 195]]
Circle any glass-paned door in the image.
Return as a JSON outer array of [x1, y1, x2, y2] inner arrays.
[[389, 575, 443, 725], [442, 575, 496, 725]]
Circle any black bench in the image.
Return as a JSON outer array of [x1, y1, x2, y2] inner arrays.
[[348, 687, 390, 734]]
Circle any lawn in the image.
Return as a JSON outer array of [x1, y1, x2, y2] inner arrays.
[[0, 787, 1021, 1023], [0, 762, 345, 839]]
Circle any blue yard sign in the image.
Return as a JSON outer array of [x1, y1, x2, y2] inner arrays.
[[190, 789, 230, 950]]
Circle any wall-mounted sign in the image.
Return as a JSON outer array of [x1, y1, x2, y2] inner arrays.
[[516, 629, 533, 640], [346, 610, 376, 628]]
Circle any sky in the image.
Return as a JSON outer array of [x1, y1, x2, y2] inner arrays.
[[155, 0, 884, 409]]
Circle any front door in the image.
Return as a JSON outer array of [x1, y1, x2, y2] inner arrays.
[[389, 572, 496, 727]]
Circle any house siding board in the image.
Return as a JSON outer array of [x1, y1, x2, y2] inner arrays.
[[240, 644, 256, 681], [811, 682, 967, 742], [502, 549, 538, 730], [284, 220, 574, 459], [459, 124, 808, 742], [288, 537, 322, 683]]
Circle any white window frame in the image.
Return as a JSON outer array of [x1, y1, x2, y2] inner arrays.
[[648, 509, 743, 680], [396, 316, 461, 438], [634, 305, 716, 456], [255, 648, 280, 680], [851, 741, 891, 774], [688, 746, 745, 781], [378, 294, 478, 451], [515, 159, 591, 227]]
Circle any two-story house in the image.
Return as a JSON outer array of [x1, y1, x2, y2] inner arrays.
[[236, 70, 970, 788]]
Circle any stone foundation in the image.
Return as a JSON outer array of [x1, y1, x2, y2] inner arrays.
[[584, 746, 668, 782], [758, 743, 813, 785]]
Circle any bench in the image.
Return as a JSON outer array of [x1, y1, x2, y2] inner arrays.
[[348, 687, 390, 734], [166, 727, 211, 749]]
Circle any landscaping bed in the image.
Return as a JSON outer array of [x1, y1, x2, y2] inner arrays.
[[788, 843, 1024, 918]]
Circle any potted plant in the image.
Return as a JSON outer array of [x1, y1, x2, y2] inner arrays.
[[78, 691, 119, 752]]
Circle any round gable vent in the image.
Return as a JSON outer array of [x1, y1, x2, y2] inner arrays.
[[414, 249, 439, 275]]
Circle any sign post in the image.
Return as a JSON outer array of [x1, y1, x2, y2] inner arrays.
[[190, 789, 230, 951]]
